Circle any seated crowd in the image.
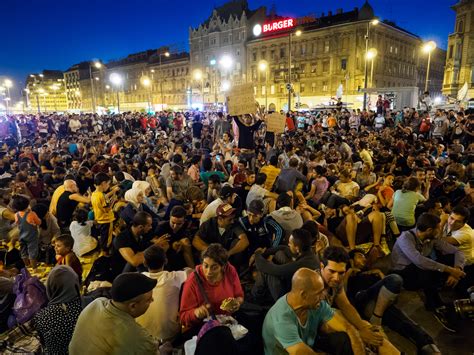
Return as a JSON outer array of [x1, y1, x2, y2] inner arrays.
[[0, 105, 472, 354]]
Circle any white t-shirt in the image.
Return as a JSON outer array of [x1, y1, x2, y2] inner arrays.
[[69, 220, 98, 256], [136, 270, 188, 342], [200, 198, 223, 225], [246, 184, 267, 207], [450, 224, 474, 265]]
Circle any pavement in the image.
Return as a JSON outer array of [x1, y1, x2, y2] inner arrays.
[[385, 290, 473, 355]]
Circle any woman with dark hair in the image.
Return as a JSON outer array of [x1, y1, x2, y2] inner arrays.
[[31, 203, 60, 264], [389, 177, 426, 230], [179, 243, 244, 331], [33, 265, 83, 355]]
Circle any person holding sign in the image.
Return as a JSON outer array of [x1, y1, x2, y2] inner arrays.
[[233, 114, 264, 171]]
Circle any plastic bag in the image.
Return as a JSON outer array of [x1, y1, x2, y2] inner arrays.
[[9, 268, 47, 327]]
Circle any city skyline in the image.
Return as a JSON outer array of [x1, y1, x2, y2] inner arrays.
[[1, 0, 455, 97]]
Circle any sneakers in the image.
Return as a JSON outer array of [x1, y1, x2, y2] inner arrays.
[[433, 306, 457, 333]]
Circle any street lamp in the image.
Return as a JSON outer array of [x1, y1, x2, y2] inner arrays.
[[110, 73, 123, 113], [422, 40, 437, 93], [366, 48, 378, 88], [258, 60, 269, 112], [363, 19, 379, 110], [159, 51, 170, 110], [3, 79, 12, 114], [140, 76, 152, 111], [89, 61, 102, 113], [193, 69, 204, 107], [222, 80, 231, 92], [288, 28, 302, 112]]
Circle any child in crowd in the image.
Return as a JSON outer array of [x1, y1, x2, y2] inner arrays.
[[91, 172, 120, 254], [69, 208, 98, 257], [54, 234, 83, 281], [12, 194, 41, 269]]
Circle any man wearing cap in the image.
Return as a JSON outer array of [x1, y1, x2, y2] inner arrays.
[[69, 273, 157, 355], [239, 199, 284, 256], [200, 184, 242, 225], [193, 203, 249, 268]]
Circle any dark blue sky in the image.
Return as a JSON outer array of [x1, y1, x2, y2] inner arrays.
[[2, 0, 456, 96]]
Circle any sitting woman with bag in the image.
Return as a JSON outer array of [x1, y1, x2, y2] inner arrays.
[[179, 243, 244, 333]]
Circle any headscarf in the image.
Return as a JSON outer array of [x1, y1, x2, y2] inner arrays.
[[46, 265, 80, 305], [132, 180, 151, 196], [124, 188, 143, 209]]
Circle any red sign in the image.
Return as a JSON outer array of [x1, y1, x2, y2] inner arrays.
[[262, 18, 295, 33]]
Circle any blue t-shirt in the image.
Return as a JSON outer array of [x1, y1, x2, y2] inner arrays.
[[263, 295, 334, 355]]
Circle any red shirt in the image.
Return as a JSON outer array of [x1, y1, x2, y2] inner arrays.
[[140, 117, 148, 129], [180, 263, 243, 328], [148, 117, 157, 129], [286, 117, 295, 131]]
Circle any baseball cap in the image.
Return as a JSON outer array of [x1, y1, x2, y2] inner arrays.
[[111, 273, 157, 302], [219, 185, 234, 199], [248, 199, 264, 215], [216, 203, 236, 218]]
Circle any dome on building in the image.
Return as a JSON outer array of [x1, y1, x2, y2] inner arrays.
[[358, 0, 375, 20]]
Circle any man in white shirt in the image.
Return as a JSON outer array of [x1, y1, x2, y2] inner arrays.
[[136, 245, 190, 342], [200, 185, 236, 225], [442, 205, 473, 295]]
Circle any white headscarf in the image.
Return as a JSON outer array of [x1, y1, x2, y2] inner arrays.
[[125, 188, 143, 208], [132, 180, 151, 196]]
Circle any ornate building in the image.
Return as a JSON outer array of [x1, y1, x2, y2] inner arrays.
[[246, 1, 446, 111], [189, 0, 266, 107], [25, 70, 67, 112], [442, 0, 474, 102]]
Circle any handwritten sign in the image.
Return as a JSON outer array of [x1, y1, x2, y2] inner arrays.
[[266, 113, 286, 133], [227, 83, 256, 116]]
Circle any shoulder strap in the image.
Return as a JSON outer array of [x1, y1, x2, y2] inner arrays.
[[194, 270, 216, 320]]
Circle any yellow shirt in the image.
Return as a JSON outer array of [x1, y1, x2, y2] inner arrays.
[[91, 190, 114, 224], [260, 165, 281, 191], [49, 185, 65, 216]]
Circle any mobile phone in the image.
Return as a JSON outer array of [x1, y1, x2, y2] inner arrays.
[[216, 155, 221, 162]]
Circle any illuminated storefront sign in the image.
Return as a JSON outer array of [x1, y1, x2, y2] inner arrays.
[[253, 18, 295, 36]]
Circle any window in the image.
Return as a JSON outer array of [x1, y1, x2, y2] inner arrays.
[[457, 20, 464, 33], [261, 51, 266, 60], [311, 63, 317, 73], [341, 59, 347, 71], [271, 85, 275, 94], [252, 52, 257, 62], [279, 84, 284, 93], [322, 60, 329, 73], [395, 47, 398, 54], [448, 45, 454, 59], [324, 40, 329, 53], [301, 44, 306, 55], [210, 38, 216, 46], [322, 81, 328, 92], [280, 47, 286, 58], [262, 86, 266, 95], [311, 82, 316, 92], [271, 50, 276, 60], [390, 46, 393, 53], [280, 71, 285, 77], [300, 83, 305, 93], [254, 86, 257, 95]]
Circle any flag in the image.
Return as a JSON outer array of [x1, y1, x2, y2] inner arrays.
[[457, 82, 468, 101], [336, 84, 343, 99]]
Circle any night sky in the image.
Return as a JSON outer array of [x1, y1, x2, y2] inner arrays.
[[1, 0, 456, 99]]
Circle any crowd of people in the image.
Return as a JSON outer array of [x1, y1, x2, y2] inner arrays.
[[0, 102, 472, 355]]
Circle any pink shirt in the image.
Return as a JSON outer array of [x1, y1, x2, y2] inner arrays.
[[187, 165, 200, 182]]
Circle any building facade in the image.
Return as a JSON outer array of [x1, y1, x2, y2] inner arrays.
[[189, 0, 266, 107], [442, 0, 474, 102], [25, 70, 67, 113], [246, 2, 446, 111]]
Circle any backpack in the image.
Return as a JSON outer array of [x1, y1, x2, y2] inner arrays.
[[9, 268, 47, 327]]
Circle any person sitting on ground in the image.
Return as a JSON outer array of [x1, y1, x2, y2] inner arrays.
[[69, 272, 158, 355], [193, 203, 249, 269], [136, 245, 190, 342], [262, 268, 362, 355], [245, 173, 278, 213], [391, 213, 466, 314], [200, 185, 242, 225], [33, 265, 83, 355], [69, 208, 98, 257], [389, 177, 427, 231], [252, 228, 320, 303], [275, 157, 307, 194], [54, 234, 83, 282], [269, 192, 304, 243], [120, 187, 159, 228], [259, 155, 280, 192], [345, 249, 441, 354], [179, 244, 244, 332], [319, 247, 399, 353]]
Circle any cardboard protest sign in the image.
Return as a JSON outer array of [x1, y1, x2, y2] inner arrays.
[[266, 112, 286, 133], [227, 83, 256, 116]]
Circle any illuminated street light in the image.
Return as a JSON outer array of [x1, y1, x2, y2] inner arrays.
[[193, 69, 203, 81], [105, 85, 110, 90], [365, 48, 378, 88], [366, 48, 378, 60], [363, 18, 379, 110], [222, 80, 231, 92], [39, 74, 44, 78], [94, 62, 102, 69], [422, 40, 437, 92], [295, 29, 302, 36], [258, 60, 269, 111], [210, 59, 217, 66], [109, 73, 123, 112], [219, 55, 233, 70], [4, 79, 12, 88], [140, 76, 152, 111]]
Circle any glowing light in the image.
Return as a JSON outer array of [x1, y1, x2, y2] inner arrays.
[[422, 41, 437, 53], [219, 55, 233, 70], [258, 60, 268, 71], [110, 73, 123, 86], [366, 48, 378, 60]]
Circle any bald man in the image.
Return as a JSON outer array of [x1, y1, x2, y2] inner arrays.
[[262, 268, 363, 355], [55, 179, 90, 229]]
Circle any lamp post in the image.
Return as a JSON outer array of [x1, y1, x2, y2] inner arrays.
[[109, 73, 123, 113], [89, 61, 102, 113], [3, 79, 12, 114], [422, 41, 437, 93], [363, 19, 379, 110], [193, 69, 204, 108], [258, 60, 269, 112], [366, 48, 378, 88], [159, 51, 170, 111], [288, 29, 302, 113], [140, 76, 152, 111]]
